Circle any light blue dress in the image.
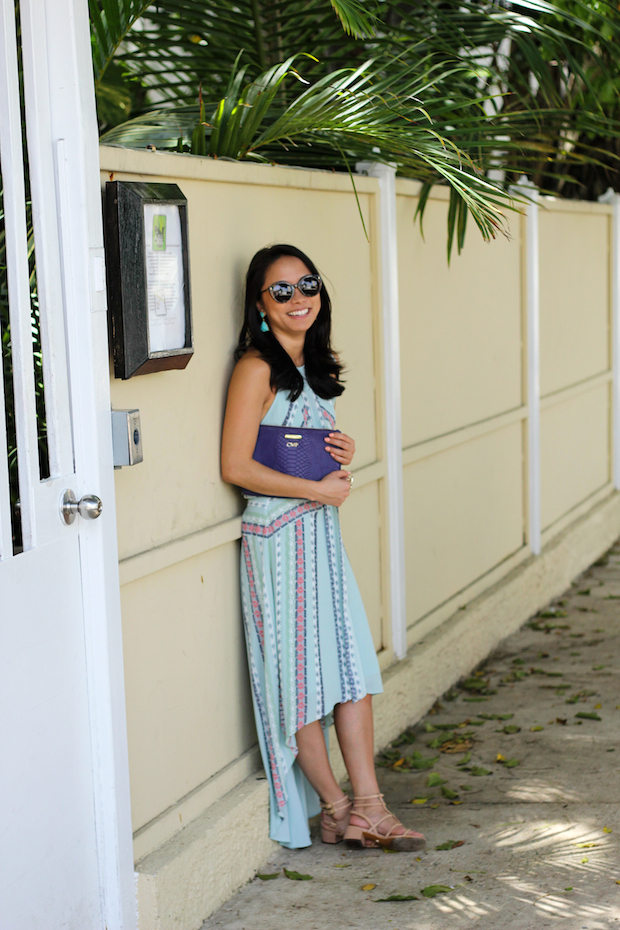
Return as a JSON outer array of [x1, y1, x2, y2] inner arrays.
[[240, 367, 383, 848]]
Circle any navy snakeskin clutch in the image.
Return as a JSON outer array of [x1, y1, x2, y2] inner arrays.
[[242, 425, 341, 497]]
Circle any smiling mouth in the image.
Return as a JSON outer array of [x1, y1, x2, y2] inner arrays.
[[287, 308, 311, 318]]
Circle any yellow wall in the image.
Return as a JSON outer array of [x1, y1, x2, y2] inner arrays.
[[101, 148, 388, 841], [101, 149, 614, 858], [539, 202, 612, 532], [397, 180, 527, 636]]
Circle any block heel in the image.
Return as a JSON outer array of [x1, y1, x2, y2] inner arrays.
[[343, 793, 427, 851], [320, 795, 352, 844]]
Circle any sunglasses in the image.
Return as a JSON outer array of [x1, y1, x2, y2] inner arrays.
[[261, 274, 322, 304]]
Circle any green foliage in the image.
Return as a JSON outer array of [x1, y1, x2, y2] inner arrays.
[[85, 0, 620, 251]]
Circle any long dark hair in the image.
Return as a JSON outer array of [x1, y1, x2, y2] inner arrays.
[[234, 244, 344, 401]]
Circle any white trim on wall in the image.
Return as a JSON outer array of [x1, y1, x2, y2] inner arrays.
[[598, 189, 620, 490], [520, 179, 541, 555], [356, 162, 407, 659]]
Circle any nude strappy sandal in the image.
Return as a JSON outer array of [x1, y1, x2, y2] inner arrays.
[[343, 793, 426, 851], [320, 795, 353, 844]]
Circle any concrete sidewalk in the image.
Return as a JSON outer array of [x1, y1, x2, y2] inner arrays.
[[202, 543, 620, 930]]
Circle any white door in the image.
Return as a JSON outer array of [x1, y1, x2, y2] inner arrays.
[[0, 1, 135, 927]]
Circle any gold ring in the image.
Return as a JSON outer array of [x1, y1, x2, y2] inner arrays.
[[349, 474, 354, 486]]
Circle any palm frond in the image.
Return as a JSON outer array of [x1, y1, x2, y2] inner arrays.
[[103, 55, 514, 245], [89, 0, 152, 85], [92, 0, 620, 246], [328, 0, 377, 37]]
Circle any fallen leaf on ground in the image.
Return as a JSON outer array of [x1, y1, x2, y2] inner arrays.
[[566, 690, 598, 704], [478, 713, 514, 721], [428, 733, 458, 748], [565, 886, 573, 891], [421, 885, 453, 898], [604, 827, 613, 834], [496, 753, 506, 762], [457, 751, 472, 766], [362, 883, 376, 891], [556, 718, 567, 725], [498, 725, 521, 734], [439, 739, 474, 754], [256, 873, 279, 880], [334, 864, 351, 868], [430, 803, 440, 809], [405, 752, 439, 770], [450, 800, 463, 805], [460, 785, 472, 790], [504, 759, 520, 767], [375, 894, 420, 901], [462, 677, 489, 691], [284, 868, 313, 881], [427, 773, 446, 787], [441, 786, 460, 800], [436, 839, 465, 850], [580, 857, 589, 864], [575, 843, 599, 848], [594, 702, 603, 708], [411, 798, 428, 804], [392, 759, 405, 768], [530, 725, 544, 731], [463, 696, 490, 702], [575, 712, 602, 721], [470, 766, 492, 777], [382, 847, 398, 854]]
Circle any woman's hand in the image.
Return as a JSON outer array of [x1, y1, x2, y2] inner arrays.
[[324, 432, 355, 466], [312, 470, 352, 507]]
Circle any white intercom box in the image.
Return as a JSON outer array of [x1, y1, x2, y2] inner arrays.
[[111, 409, 143, 467]]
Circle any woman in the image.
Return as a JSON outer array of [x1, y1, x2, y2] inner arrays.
[[221, 244, 425, 852]]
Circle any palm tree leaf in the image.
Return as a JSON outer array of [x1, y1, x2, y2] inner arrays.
[[328, 0, 377, 37], [89, 0, 152, 84]]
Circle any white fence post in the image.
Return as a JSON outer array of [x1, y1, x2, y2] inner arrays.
[[598, 189, 620, 490], [356, 162, 407, 659], [517, 178, 541, 555]]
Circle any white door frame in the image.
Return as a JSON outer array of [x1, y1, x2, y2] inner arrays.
[[0, 0, 135, 925], [45, 1, 136, 924]]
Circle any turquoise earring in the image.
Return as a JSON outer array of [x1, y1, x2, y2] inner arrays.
[[259, 310, 269, 333]]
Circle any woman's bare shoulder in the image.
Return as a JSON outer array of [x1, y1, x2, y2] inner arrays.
[[230, 350, 272, 389]]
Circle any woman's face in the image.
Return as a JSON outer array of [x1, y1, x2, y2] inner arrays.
[[258, 256, 322, 338]]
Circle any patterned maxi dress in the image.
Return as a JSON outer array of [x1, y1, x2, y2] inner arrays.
[[240, 366, 383, 849]]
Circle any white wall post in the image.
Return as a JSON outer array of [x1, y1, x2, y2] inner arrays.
[[517, 178, 541, 555], [356, 162, 407, 659], [598, 189, 620, 490]]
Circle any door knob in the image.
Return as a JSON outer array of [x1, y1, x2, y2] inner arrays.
[[60, 489, 103, 525]]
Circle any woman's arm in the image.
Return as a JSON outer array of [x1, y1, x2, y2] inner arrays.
[[221, 355, 352, 505]]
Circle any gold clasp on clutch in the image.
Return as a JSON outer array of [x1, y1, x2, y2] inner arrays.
[[284, 434, 302, 439]]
